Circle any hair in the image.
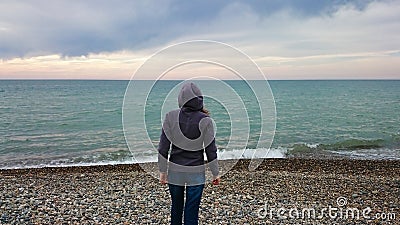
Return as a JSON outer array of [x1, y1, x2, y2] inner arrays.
[[201, 107, 210, 115]]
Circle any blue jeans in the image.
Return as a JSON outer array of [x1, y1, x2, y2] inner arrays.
[[168, 171, 205, 225]]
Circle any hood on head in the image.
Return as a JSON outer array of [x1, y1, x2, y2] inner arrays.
[[178, 82, 203, 111]]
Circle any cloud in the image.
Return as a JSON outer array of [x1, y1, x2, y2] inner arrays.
[[0, 0, 388, 58], [0, 0, 399, 79], [0, 0, 175, 57], [0, 51, 148, 79], [198, 0, 400, 55]]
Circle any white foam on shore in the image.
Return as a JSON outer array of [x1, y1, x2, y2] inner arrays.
[[0, 160, 137, 170], [131, 148, 287, 163], [1, 148, 287, 170], [329, 148, 400, 160], [218, 148, 287, 159]]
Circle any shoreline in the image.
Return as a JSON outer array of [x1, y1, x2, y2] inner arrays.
[[1, 158, 399, 176], [1, 158, 399, 224]]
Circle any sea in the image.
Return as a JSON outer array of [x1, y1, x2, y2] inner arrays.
[[0, 80, 399, 169]]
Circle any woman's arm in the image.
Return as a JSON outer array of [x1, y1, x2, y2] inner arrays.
[[205, 139, 219, 177], [158, 128, 170, 184]]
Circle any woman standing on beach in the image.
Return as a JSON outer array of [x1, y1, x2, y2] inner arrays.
[[158, 82, 220, 225]]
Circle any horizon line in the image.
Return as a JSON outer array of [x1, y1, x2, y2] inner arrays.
[[1, 78, 399, 81]]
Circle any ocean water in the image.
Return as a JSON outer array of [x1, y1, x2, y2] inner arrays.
[[0, 80, 399, 169]]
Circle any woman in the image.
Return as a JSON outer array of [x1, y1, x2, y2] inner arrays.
[[158, 82, 220, 225]]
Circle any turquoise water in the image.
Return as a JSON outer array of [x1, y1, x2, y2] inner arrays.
[[0, 80, 399, 168]]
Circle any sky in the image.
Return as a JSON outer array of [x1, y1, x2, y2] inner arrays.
[[0, 0, 399, 80]]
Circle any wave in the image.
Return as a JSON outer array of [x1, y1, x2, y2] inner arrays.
[[289, 139, 385, 153], [0, 147, 287, 170], [126, 148, 287, 164], [103, 108, 120, 113], [217, 148, 286, 159], [2, 136, 399, 169], [0, 159, 136, 170], [287, 136, 400, 159], [0, 148, 133, 170]]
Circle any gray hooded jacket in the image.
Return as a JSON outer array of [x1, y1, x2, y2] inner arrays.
[[158, 82, 219, 176]]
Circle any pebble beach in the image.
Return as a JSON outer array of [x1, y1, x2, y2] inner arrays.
[[1, 159, 399, 225]]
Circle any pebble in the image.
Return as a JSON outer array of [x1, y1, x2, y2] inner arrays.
[[0, 159, 398, 224]]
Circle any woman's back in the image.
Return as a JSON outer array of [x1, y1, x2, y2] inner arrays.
[[158, 83, 217, 173]]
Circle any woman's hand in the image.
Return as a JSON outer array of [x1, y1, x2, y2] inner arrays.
[[160, 172, 168, 185], [212, 176, 220, 185]]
